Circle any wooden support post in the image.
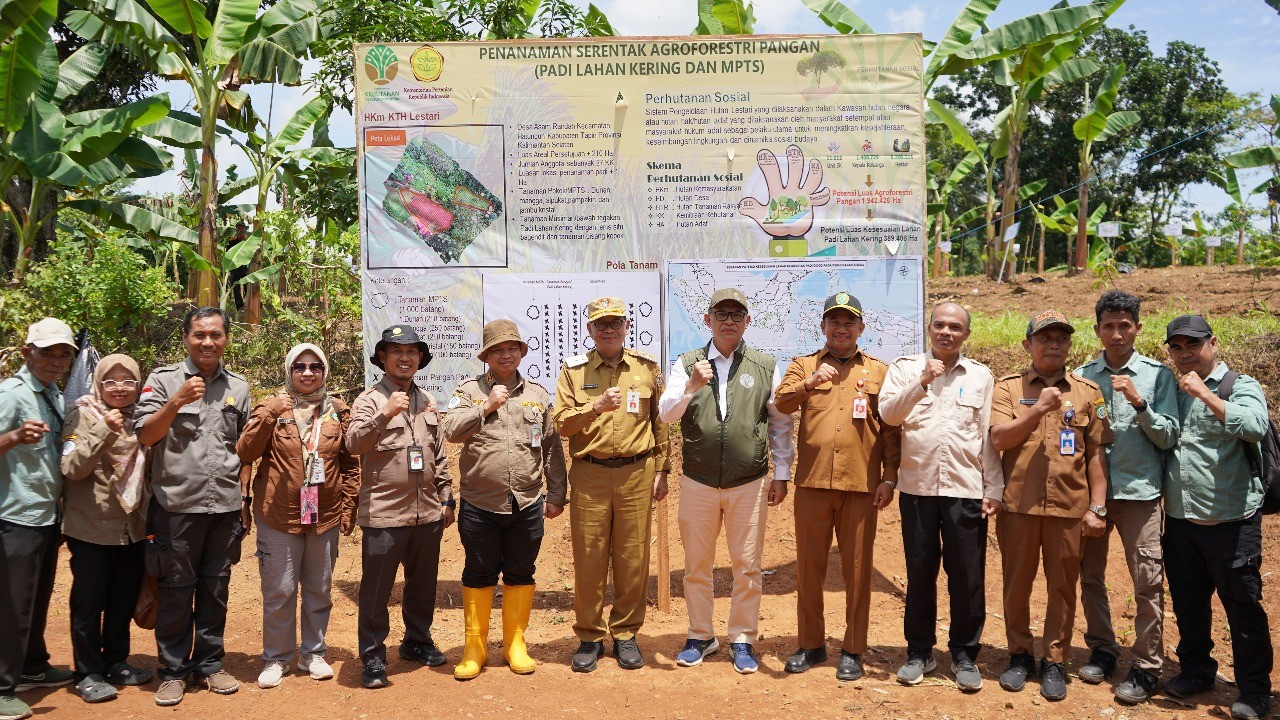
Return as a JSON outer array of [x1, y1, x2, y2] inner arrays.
[[656, 497, 670, 612]]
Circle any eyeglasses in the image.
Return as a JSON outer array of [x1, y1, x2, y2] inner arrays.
[[291, 362, 325, 374], [591, 319, 625, 331], [100, 380, 138, 390], [711, 310, 747, 323]]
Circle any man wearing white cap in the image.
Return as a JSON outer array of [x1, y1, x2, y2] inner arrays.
[[0, 318, 79, 720]]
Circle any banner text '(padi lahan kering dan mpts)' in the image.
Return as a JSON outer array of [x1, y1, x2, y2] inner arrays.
[[354, 35, 925, 398]]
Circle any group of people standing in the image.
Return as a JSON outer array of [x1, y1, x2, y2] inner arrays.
[[0, 286, 1272, 720]]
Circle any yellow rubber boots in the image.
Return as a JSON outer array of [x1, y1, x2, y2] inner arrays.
[[454, 586, 494, 680], [502, 584, 537, 674]]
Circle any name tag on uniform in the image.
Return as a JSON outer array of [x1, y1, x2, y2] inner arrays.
[[626, 389, 641, 414], [408, 445, 425, 471], [1059, 428, 1076, 455], [1019, 398, 1038, 406], [306, 456, 325, 486], [530, 423, 543, 447], [852, 396, 868, 419]]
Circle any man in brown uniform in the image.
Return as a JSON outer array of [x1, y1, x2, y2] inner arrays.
[[990, 310, 1111, 702], [774, 292, 901, 682], [553, 297, 670, 672], [346, 325, 454, 689], [442, 319, 567, 680]]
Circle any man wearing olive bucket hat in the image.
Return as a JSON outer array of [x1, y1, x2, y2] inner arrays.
[[346, 325, 454, 689], [442, 319, 567, 680]]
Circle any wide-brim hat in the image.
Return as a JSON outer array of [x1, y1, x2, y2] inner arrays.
[[478, 319, 527, 361], [371, 324, 432, 370]]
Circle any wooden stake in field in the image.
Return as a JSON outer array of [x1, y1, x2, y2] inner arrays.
[[656, 497, 670, 612]]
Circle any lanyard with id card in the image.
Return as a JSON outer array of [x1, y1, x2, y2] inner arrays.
[[1059, 404, 1077, 455], [399, 391, 426, 472], [300, 407, 323, 524]]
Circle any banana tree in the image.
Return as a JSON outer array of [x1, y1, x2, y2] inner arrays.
[[926, 150, 981, 277], [66, 0, 323, 305], [695, 0, 756, 34], [1070, 62, 1139, 274], [178, 230, 282, 312], [928, 99, 1012, 274], [1208, 165, 1262, 265]]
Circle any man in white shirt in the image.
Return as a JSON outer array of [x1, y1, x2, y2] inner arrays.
[[879, 302, 1004, 691], [658, 288, 794, 674]]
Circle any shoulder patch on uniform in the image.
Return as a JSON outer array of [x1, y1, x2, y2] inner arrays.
[[446, 395, 463, 410], [1094, 397, 1108, 420], [628, 349, 657, 364], [61, 440, 75, 457], [565, 354, 589, 368]]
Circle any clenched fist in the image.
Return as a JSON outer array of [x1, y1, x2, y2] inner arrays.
[[381, 391, 411, 420], [1111, 374, 1142, 405], [920, 358, 945, 388], [686, 360, 714, 394], [806, 363, 839, 390], [264, 391, 293, 418], [173, 376, 206, 407], [1178, 371, 1211, 401], [103, 409, 125, 434], [1034, 387, 1063, 414], [593, 387, 623, 414], [10, 419, 50, 445], [483, 384, 510, 415]]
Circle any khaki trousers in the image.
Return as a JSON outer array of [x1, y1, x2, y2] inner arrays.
[[678, 475, 770, 644], [569, 456, 655, 642], [998, 511, 1083, 663], [794, 486, 877, 654], [1080, 498, 1165, 672]]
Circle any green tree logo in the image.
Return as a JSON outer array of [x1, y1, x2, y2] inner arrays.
[[365, 45, 400, 85]]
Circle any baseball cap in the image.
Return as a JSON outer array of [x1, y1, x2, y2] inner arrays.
[[708, 288, 748, 311], [25, 318, 77, 350], [1165, 315, 1213, 343], [586, 297, 627, 322], [1026, 309, 1074, 338], [370, 324, 432, 370], [822, 291, 863, 318]]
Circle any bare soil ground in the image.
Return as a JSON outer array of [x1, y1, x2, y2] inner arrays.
[[28, 266, 1280, 719]]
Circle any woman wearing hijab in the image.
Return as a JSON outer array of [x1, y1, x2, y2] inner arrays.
[[236, 344, 360, 689], [61, 354, 153, 703]]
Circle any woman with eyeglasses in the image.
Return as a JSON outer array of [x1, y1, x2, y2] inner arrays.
[[60, 354, 153, 703], [236, 344, 360, 689]]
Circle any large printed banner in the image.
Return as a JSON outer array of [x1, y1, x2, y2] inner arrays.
[[356, 35, 926, 397]]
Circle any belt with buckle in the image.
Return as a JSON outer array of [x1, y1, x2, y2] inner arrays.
[[579, 449, 654, 468]]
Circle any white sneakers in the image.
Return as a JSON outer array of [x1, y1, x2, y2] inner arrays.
[[296, 653, 334, 681], [257, 661, 288, 688]]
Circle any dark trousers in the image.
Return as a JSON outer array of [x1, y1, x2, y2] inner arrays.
[[149, 503, 243, 680], [1164, 512, 1273, 697], [459, 496, 545, 588], [67, 538, 146, 679], [0, 520, 58, 694], [358, 522, 443, 663], [899, 493, 988, 663]]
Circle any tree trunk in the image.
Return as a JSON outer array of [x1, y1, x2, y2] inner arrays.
[[196, 111, 220, 307], [1037, 221, 1045, 275], [997, 123, 1023, 281], [932, 214, 944, 278], [1236, 210, 1246, 264], [243, 185, 270, 325], [1073, 164, 1091, 275]]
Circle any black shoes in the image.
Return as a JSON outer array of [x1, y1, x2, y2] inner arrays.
[[1114, 668, 1158, 705], [784, 647, 828, 674], [1231, 693, 1272, 720], [398, 639, 447, 667], [999, 653, 1035, 692], [1165, 672, 1216, 699], [361, 659, 388, 689], [1078, 649, 1117, 684], [835, 652, 864, 681], [1039, 660, 1068, 701], [613, 638, 644, 670], [571, 641, 605, 673]]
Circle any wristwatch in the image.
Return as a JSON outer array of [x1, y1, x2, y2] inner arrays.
[[443, 499, 457, 509], [1131, 399, 1149, 414], [1089, 504, 1108, 518]]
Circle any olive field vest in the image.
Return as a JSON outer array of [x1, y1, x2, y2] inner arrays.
[[678, 343, 775, 488]]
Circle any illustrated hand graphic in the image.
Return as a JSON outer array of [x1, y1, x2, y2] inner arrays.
[[738, 144, 831, 238]]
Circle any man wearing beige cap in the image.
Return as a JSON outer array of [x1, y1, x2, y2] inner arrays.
[[0, 318, 78, 720], [658, 288, 794, 674], [443, 319, 567, 680], [553, 297, 670, 672]]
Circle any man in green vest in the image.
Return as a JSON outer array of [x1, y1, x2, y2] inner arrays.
[[658, 288, 794, 674]]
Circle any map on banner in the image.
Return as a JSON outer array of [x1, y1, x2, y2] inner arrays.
[[482, 272, 661, 395], [665, 258, 924, 366]]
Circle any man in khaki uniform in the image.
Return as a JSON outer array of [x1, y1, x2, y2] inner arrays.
[[774, 292, 901, 682], [442, 319, 567, 680], [346, 325, 454, 689], [553, 297, 670, 673], [990, 310, 1111, 702]]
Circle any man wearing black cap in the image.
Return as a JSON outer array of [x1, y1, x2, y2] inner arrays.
[[657, 288, 794, 674], [989, 310, 1111, 702], [1162, 315, 1272, 720], [346, 325, 454, 689], [774, 292, 900, 682]]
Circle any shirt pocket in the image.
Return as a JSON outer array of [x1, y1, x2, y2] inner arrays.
[[173, 405, 201, 438], [523, 406, 544, 426], [634, 387, 652, 419], [220, 404, 244, 440], [904, 395, 933, 429], [375, 414, 411, 452], [805, 385, 835, 409], [954, 393, 984, 430]]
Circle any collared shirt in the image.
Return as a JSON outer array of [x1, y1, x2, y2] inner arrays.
[[991, 368, 1113, 518], [1074, 351, 1179, 500], [442, 372, 568, 513], [61, 405, 148, 544], [346, 377, 452, 528], [773, 347, 901, 492], [879, 351, 1004, 500], [134, 358, 251, 514], [552, 348, 671, 471], [0, 366, 64, 527], [658, 342, 795, 480], [1165, 362, 1269, 523]]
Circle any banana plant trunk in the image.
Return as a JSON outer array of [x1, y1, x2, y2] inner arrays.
[[1073, 161, 1091, 275], [243, 183, 271, 325], [1037, 221, 1045, 275], [1236, 211, 1247, 264], [196, 114, 220, 307], [932, 214, 944, 278], [997, 126, 1023, 281]]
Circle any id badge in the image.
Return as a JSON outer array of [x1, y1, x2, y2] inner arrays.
[[852, 395, 868, 420], [408, 445, 425, 471], [299, 485, 319, 524], [1059, 428, 1076, 455], [307, 455, 325, 486], [626, 389, 641, 414], [530, 423, 543, 447]]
